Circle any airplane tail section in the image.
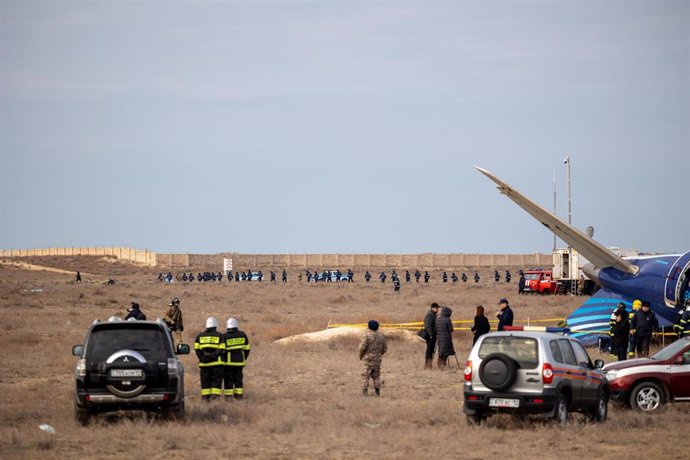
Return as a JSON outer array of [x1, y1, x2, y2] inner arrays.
[[475, 166, 638, 275], [565, 288, 675, 346], [566, 288, 629, 346]]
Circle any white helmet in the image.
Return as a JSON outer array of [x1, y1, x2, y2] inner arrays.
[[205, 317, 218, 329], [226, 318, 239, 329]]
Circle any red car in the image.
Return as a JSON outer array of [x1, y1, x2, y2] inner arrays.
[[603, 337, 690, 411]]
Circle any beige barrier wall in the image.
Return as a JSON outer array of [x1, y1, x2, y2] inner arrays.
[[2, 248, 552, 269], [155, 252, 552, 269], [0, 247, 156, 265]]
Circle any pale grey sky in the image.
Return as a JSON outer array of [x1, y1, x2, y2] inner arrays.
[[1, 1, 688, 254]]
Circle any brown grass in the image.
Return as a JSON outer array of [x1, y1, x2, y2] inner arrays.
[[0, 258, 687, 459]]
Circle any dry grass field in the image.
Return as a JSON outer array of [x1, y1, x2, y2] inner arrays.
[[0, 256, 687, 459]]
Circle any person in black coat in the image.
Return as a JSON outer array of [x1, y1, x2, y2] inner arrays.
[[631, 301, 659, 357], [435, 306, 455, 368], [611, 306, 630, 361], [496, 298, 513, 331], [422, 303, 439, 369], [518, 274, 526, 294], [471, 305, 491, 345], [125, 302, 146, 320]]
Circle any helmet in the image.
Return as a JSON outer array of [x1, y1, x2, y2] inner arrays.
[[205, 317, 218, 329], [632, 300, 642, 310], [226, 318, 239, 329], [170, 298, 180, 307]]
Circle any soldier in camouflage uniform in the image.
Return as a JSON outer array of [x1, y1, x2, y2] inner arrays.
[[359, 320, 387, 396], [163, 297, 184, 346]]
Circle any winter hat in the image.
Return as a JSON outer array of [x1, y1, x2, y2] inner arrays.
[[367, 320, 379, 331]]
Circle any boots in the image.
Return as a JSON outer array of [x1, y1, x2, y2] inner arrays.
[[424, 358, 433, 369], [374, 388, 380, 397], [438, 357, 447, 369]]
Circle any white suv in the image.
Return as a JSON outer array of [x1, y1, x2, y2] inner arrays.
[[463, 332, 608, 425]]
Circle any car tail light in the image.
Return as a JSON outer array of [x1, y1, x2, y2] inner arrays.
[[467, 395, 479, 401], [163, 394, 170, 401], [533, 398, 544, 404], [464, 360, 472, 381], [167, 358, 178, 376], [76, 359, 86, 377], [85, 394, 91, 402], [542, 363, 554, 384]]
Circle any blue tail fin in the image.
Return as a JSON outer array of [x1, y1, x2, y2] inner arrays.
[[566, 288, 630, 346]]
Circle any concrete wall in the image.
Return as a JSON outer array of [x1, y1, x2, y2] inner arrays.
[[155, 252, 552, 269], [1, 248, 552, 269], [0, 247, 156, 265]]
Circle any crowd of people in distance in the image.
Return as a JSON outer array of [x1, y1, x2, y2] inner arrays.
[[155, 268, 518, 294]]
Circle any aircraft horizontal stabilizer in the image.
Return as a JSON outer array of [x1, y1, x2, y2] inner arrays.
[[475, 166, 638, 275]]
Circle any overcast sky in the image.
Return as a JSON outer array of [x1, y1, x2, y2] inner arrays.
[[1, 1, 688, 255]]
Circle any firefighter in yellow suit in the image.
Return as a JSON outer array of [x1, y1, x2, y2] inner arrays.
[[223, 318, 251, 399], [194, 317, 225, 401]]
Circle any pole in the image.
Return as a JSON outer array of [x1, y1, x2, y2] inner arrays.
[[567, 156, 572, 226], [567, 156, 572, 287], [553, 166, 557, 251]]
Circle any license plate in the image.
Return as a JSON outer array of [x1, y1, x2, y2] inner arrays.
[[489, 398, 520, 408], [110, 369, 143, 378]]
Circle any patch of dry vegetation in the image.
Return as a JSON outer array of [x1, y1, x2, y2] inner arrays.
[[0, 258, 687, 459]]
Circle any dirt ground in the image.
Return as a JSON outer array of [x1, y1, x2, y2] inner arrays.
[[0, 256, 686, 459]]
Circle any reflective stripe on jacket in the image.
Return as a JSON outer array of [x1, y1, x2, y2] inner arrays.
[[194, 329, 225, 366], [224, 329, 250, 366]]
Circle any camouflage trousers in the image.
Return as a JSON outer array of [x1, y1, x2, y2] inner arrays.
[[361, 359, 382, 391], [173, 330, 183, 347]]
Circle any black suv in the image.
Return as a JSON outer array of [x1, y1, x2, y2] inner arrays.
[[72, 317, 190, 425]]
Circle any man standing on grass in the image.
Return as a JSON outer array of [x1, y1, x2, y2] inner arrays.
[[496, 298, 513, 331], [223, 318, 251, 400], [163, 297, 184, 346], [194, 317, 225, 401], [422, 303, 439, 369], [359, 320, 387, 397]]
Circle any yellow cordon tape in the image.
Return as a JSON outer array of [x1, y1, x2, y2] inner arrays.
[[327, 321, 679, 336], [327, 318, 567, 330]]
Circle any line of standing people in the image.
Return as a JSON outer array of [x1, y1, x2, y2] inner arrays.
[[421, 299, 514, 368]]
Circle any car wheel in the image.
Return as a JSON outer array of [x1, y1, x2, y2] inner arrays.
[[478, 353, 518, 391], [588, 391, 608, 422], [466, 412, 484, 426], [74, 403, 91, 426], [163, 398, 185, 421], [553, 393, 568, 425], [630, 382, 665, 412]]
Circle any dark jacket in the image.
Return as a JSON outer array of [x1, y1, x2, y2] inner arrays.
[[223, 329, 251, 366], [611, 317, 630, 350], [471, 315, 491, 342], [631, 309, 659, 337], [194, 328, 225, 366], [497, 306, 514, 331], [125, 307, 146, 321], [424, 309, 437, 339], [435, 307, 455, 358]]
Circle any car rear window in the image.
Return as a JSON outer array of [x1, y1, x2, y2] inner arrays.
[[558, 339, 578, 366], [478, 336, 539, 369], [550, 340, 564, 363], [87, 325, 169, 363]]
